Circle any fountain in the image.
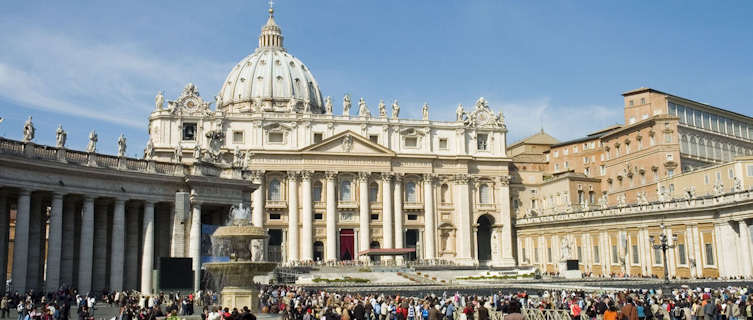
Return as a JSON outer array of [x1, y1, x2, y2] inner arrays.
[[204, 203, 277, 311]]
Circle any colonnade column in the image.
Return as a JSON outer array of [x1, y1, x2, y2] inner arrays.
[[61, 198, 76, 287], [381, 173, 394, 260], [423, 174, 436, 260], [11, 190, 30, 292], [300, 171, 313, 261], [0, 190, 8, 293], [394, 174, 404, 265], [287, 171, 299, 262], [110, 198, 126, 290], [251, 171, 266, 262], [125, 202, 140, 290], [454, 174, 473, 263], [325, 171, 337, 261], [358, 172, 370, 262], [141, 201, 155, 294], [77, 196, 94, 294], [92, 200, 108, 291], [190, 202, 201, 292], [45, 192, 64, 292], [739, 220, 753, 277], [498, 176, 516, 266]]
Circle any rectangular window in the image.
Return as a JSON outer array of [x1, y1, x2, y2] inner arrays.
[[564, 149, 569, 155], [666, 153, 673, 161], [695, 110, 703, 128], [554, 151, 559, 158], [705, 243, 714, 265], [405, 137, 418, 148], [705, 174, 710, 185], [407, 214, 418, 221], [632, 245, 639, 264], [712, 115, 719, 132], [314, 213, 323, 220], [678, 244, 687, 265], [313, 133, 323, 143], [233, 130, 244, 144], [678, 105, 686, 124], [593, 246, 600, 264], [369, 135, 379, 144], [577, 246, 582, 262], [729, 168, 735, 179], [370, 213, 379, 221], [547, 247, 553, 263], [269, 132, 284, 143], [747, 165, 753, 177], [654, 248, 662, 264], [438, 138, 448, 150], [477, 134, 488, 151], [269, 213, 281, 220], [182, 123, 197, 141], [600, 165, 605, 175], [611, 245, 619, 264], [573, 146, 578, 153], [668, 103, 677, 116]]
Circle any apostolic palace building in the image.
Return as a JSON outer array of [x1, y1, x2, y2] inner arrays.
[[1, 8, 752, 295]]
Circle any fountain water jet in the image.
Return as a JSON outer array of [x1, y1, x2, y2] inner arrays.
[[204, 203, 276, 311]]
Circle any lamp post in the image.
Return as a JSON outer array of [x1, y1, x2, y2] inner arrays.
[[649, 223, 678, 286]]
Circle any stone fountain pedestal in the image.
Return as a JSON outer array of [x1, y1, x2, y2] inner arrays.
[[221, 286, 259, 311]]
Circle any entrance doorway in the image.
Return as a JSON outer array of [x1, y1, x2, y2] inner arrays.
[[313, 241, 324, 262], [405, 229, 419, 261], [267, 229, 283, 262], [369, 241, 380, 262], [339, 229, 354, 260], [477, 215, 493, 261]]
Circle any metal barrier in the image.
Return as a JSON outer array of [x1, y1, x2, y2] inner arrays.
[[455, 309, 587, 320]]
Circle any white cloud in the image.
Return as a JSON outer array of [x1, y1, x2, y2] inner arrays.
[[489, 97, 623, 144], [0, 26, 229, 128]]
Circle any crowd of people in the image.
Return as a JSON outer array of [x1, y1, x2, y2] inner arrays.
[[2, 284, 753, 320], [260, 285, 753, 320]]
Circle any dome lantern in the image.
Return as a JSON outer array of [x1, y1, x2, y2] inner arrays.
[[258, 5, 284, 50]]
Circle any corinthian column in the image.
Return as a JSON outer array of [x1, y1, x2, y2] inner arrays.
[[382, 173, 394, 256], [12, 190, 31, 293], [45, 192, 64, 292], [0, 190, 9, 293], [287, 171, 299, 262], [358, 172, 370, 262], [423, 175, 436, 260], [497, 176, 516, 267], [394, 174, 404, 264], [325, 171, 338, 261], [300, 171, 313, 261], [109, 198, 126, 290], [251, 171, 266, 228], [141, 201, 155, 294]]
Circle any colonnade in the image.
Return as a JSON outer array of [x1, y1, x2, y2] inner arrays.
[[0, 188, 161, 295]]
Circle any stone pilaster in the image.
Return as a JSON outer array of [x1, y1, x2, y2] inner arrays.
[[358, 172, 370, 262], [45, 192, 64, 292], [11, 190, 30, 292], [325, 171, 337, 261], [287, 171, 299, 261], [300, 171, 313, 261], [496, 176, 516, 267], [454, 174, 473, 264], [141, 201, 155, 294], [251, 170, 265, 228], [423, 174, 436, 260], [78, 196, 94, 294], [739, 220, 753, 277], [190, 202, 202, 292], [172, 192, 190, 257], [109, 198, 126, 290]]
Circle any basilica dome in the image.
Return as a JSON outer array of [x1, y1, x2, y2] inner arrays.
[[217, 8, 324, 114]]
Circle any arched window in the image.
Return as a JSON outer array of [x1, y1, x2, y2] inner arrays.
[[368, 182, 379, 202], [440, 184, 450, 203], [405, 181, 417, 202], [312, 181, 322, 202], [269, 179, 281, 201], [690, 136, 698, 156], [680, 135, 689, 153], [479, 183, 491, 204], [340, 180, 352, 201]]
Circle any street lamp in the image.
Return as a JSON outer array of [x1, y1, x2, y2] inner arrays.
[[649, 223, 678, 285]]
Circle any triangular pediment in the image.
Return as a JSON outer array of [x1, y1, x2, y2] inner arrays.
[[300, 130, 396, 156]]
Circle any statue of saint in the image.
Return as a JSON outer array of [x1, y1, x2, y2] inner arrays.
[[86, 130, 98, 153], [144, 139, 154, 160], [214, 94, 223, 110], [496, 111, 505, 126], [378, 100, 387, 118], [304, 99, 311, 113], [22, 116, 35, 142], [358, 98, 370, 117], [422, 103, 429, 120], [55, 125, 66, 148], [233, 145, 243, 167], [391, 100, 400, 119], [343, 94, 351, 116], [325, 96, 333, 114], [174, 144, 183, 163], [287, 98, 298, 113], [456, 104, 465, 121], [117, 133, 127, 157], [155, 91, 164, 110], [194, 146, 202, 161], [560, 238, 571, 261]]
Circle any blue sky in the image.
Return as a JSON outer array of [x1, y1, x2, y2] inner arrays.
[[1, 1, 751, 155]]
